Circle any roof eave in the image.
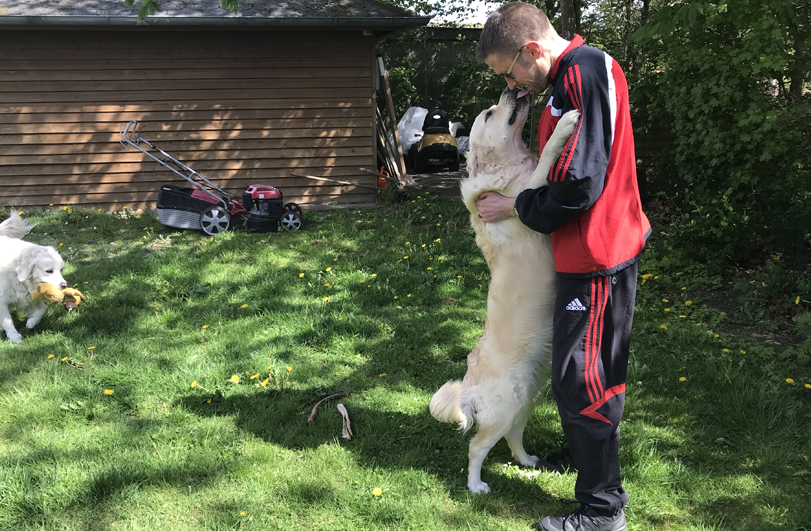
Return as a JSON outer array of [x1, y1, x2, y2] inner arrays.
[[0, 15, 432, 29]]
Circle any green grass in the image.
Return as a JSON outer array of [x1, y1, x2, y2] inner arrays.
[[1, 198, 809, 531]]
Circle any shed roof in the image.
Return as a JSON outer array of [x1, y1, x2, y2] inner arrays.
[[0, 0, 431, 29]]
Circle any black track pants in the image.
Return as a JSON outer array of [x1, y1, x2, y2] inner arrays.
[[551, 261, 638, 515]]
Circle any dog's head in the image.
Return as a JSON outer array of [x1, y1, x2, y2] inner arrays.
[[15, 246, 67, 290], [466, 88, 532, 176]]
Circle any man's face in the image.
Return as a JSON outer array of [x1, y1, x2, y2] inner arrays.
[[485, 44, 552, 95]]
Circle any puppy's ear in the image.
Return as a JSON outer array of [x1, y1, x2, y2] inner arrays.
[[15, 248, 39, 282], [466, 149, 479, 176]]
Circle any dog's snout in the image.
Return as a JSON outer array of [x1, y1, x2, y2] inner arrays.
[[59, 281, 68, 289]]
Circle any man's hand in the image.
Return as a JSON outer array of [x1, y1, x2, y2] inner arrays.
[[475, 191, 517, 223]]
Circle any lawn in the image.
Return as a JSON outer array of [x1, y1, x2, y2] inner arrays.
[[1, 198, 809, 531]]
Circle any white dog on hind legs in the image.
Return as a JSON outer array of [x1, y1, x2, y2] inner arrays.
[[0, 211, 68, 343], [429, 88, 580, 493]]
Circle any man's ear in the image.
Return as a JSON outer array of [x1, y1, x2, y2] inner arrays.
[[524, 41, 542, 60]]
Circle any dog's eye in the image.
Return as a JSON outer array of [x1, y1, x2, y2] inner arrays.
[[485, 111, 493, 122], [45, 269, 53, 274]]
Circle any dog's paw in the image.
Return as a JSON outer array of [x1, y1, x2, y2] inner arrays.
[[468, 480, 491, 494], [520, 455, 542, 468], [25, 318, 41, 330], [6, 331, 22, 343], [557, 110, 580, 138]]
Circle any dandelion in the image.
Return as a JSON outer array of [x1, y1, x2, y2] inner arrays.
[[338, 317, 343, 320], [379, 373, 387, 377], [805, 384, 811, 389], [59, 243, 64, 246], [722, 348, 730, 353], [371, 274, 377, 277], [230, 374, 240, 384], [654, 276, 659, 279], [421, 216, 425, 219], [740, 350, 746, 354], [104, 389, 114, 395], [206, 398, 211, 403], [260, 378, 269, 387], [394, 296, 398, 299], [797, 296, 801, 304], [662, 299, 669, 302], [457, 275, 462, 278], [250, 373, 260, 380], [267, 365, 273, 370], [664, 308, 670, 312], [61, 357, 68, 362], [685, 300, 693, 306], [660, 324, 667, 329], [326, 267, 332, 272], [240, 511, 246, 516], [435, 238, 441, 242], [373, 488, 383, 497], [334, 258, 337, 261], [438, 257, 443, 260], [324, 283, 331, 287], [436, 223, 441, 226], [47, 354, 54, 359], [679, 377, 686, 382], [202, 325, 209, 329], [714, 333, 720, 338], [786, 378, 794, 384], [406, 241, 410, 245], [241, 304, 248, 308], [427, 267, 432, 270], [421, 244, 426, 248], [641, 274, 653, 280], [676, 272, 683, 275], [681, 287, 687, 290], [679, 315, 686, 318], [323, 297, 330, 301], [403, 256, 408, 259], [286, 366, 292, 373], [299, 273, 304, 278], [720, 311, 726, 315], [191, 381, 197, 388]]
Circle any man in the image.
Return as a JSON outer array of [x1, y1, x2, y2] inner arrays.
[[474, 3, 651, 531]]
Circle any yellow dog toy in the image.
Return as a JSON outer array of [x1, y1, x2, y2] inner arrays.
[[31, 283, 86, 311]]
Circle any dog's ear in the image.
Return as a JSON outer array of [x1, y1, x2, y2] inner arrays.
[[15, 248, 39, 282], [466, 148, 479, 176]]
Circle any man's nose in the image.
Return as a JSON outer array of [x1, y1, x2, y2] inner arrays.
[[505, 78, 518, 90]]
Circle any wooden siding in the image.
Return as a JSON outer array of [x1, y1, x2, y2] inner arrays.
[[0, 30, 377, 209]]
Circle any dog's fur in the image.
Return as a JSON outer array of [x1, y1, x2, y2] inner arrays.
[[429, 89, 580, 493], [0, 212, 67, 343]]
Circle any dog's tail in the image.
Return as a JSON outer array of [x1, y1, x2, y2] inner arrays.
[[0, 210, 35, 239], [429, 380, 475, 432]]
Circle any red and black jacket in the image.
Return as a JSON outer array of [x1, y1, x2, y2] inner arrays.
[[514, 35, 651, 278]]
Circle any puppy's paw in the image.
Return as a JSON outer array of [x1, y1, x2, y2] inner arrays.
[[25, 318, 41, 330], [6, 331, 22, 343], [468, 480, 491, 494], [557, 109, 580, 137], [520, 455, 541, 468]]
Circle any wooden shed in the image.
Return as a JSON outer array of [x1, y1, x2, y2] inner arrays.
[[0, 0, 429, 209]]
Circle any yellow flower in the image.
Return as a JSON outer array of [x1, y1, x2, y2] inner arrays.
[[681, 287, 687, 290], [435, 238, 441, 242], [323, 297, 330, 301], [47, 354, 54, 359], [59, 243, 64, 246], [230, 374, 240, 384], [407, 294, 411, 297], [267, 365, 273, 370], [403, 256, 408, 259], [664, 308, 670, 312], [679, 377, 686, 382], [394, 296, 398, 299], [714, 333, 720, 338], [641, 274, 653, 280], [676, 272, 683, 275], [299, 273, 304, 278], [104, 389, 114, 395], [61, 357, 68, 362], [436, 223, 441, 226], [797, 296, 801, 304], [740, 350, 746, 354], [427, 267, 432, 270], [662, 299, 669, 302], [722, 348, 730, 352], [240, 511, 246, 516], [371, 274, 377, 277], [421, 244, 426, 248], [786, 378, 794, 384], [679, 315, 686, 318], [438, 257, 443, 260], [654, 276, 659, 279], [406, 241, 410, 245], [805, 384, 811, 389], [191, 381, 197, 388], [660, 324, 667, 329], [373, 488, 382, 497], [457, 275, 462, 278], [250, 373, 260, 380], [685, 300, 692, 306], [379, 373, 387, 377], [241, 304, 248, 308], [359, 280, 364, 283], [286, 366, 292, 373], [326, 267, 332, 272], [333, 258, 337, 261], [421, 216, 425, 219], [720, 311, 726, 315], [324, 283, 331, 287], [338, 317, 343, 320], [260, 378, 269, 387], [202, 325, 209, 329]]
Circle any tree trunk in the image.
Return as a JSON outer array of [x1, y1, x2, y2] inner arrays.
[[560, 0, 577, 40]]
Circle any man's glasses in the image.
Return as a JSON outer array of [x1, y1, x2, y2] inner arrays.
[[504, 44, 526, 80]]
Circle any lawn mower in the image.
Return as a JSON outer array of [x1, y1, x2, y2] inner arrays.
[[407, 100, 459, 173], [119, 120, 302, 235]]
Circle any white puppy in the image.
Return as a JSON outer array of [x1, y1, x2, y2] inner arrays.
[[0, 212, 67, 343], [429, 88, 580, 493]]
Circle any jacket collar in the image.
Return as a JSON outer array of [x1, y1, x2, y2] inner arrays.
[[549, 34, 585, 85]]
